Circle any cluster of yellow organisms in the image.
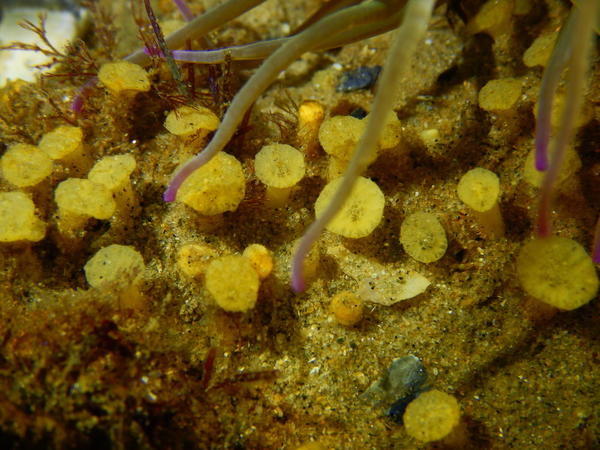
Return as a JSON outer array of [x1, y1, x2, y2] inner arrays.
[[54, 153, 137, 238], [177, 241, 274, 312]]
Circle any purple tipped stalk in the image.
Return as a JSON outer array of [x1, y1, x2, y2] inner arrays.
[[535, 0, 598, 237], [291, 0, 435, 292]]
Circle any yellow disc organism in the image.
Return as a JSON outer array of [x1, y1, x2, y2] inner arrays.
[[255, 143, 305, 207], [330, 291, 364, 326], [457, 167, 504, 238], [164, 105, 220, 138], [205, 255, 260, 312], [403, 390, 461, 443], [243, 243, 274, 280], [98, 61, 150, 95], [1, 143, 52, 188], [54, 178, 116, 234], [516, 237, 599, 311], [400, 212, 447, 263], [176, 152, 245, 215], [478, 78, 522, 112], [315, 176, 385, 239], [0, 191, 46, 242]]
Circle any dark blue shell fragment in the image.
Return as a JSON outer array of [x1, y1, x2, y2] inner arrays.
[[336, 66, 382, 92], [361, 355, 428, 424]]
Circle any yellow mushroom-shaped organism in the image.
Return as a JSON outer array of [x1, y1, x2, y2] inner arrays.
[[0, 191, 46, 242], [523, 31, 559, 68], [98, 60, 151, 97], [296, 100, 324, 158], [243, 243, 274, 280], [88, 154, 138, 222], [84, 244, 146, 309], [478, 78, 522, 113], [329, 290, 364, 326], [457, 167, 504, 238], [318, 115, 376, 179], [1, 143, 53, 188], [400, 211, 447, 263], [38, 125, 89, 176], [467, 0, 514, 41], [255, 143, 305, 207], [205, 255, 259, 312], [164, 105, 220, 141], [54, 178, 116, 236], [176, 152, 246, 216], [315, 176, 385, 239], [516, 237, 599, 311], [403, 390, 461, 443], [364, 110, 402, 150], [177, 242, 219, 279]]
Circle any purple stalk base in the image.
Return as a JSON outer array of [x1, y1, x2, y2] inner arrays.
[[593, 217, 600, 264], [173, 0, 194, 22]]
